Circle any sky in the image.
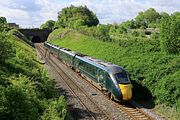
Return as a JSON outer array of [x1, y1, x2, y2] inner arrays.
[[0, 0, 179, 28]]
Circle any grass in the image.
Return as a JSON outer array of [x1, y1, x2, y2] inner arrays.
[[48, 28, 180, 119], [0, 29, 70, 120]]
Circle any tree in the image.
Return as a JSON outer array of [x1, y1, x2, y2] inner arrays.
[[0, 17, 8, 32], [160, 13, 180, 54], [135, 8, 161, 28], [171, 12, 180, 20], [144, 8, 160, 24], [40, 20, 55, 29], [95, 25, 111, 41], [160, 12, 169, 18], [121, 20, 136, 29], [55, 5, 99, 28], [135, 12, 147, 28], [0, 17, 7, 24]]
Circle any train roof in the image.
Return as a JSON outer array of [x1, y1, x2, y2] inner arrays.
[[45, 42, 61, 49], [45, 42, 126, 74], [76, 55, 125, 74]]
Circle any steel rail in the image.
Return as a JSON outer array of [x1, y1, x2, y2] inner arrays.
[[36, 44, 112, 120]]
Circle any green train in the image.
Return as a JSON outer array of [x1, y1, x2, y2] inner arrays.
[[44, 42, 132, 101]]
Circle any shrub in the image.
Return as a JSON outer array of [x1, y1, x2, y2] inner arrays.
[[155, 71, 180, 106], [160, 15, 180, 54], [77, 25, 111, 42], [0, 76, 39, 120], [0, 29, 69, 119], [41, 96, 68, 120], [0, 33, 15, 62]]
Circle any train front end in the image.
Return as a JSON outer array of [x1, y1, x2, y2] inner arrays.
[[115, 72, 132, 101], [109, 66, 132, 101]]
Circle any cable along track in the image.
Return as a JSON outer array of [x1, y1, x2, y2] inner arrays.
[[35, 43, 112, 120]]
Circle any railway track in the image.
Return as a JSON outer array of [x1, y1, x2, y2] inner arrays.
[[35, 43, 112, 120], [113, 101, 153, 120], [35, 43, 162, 120]]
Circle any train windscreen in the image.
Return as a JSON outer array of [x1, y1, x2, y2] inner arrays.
[[114, 72, 130, 84]]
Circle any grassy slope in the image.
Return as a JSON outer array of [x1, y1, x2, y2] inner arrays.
[[48, 28, 180, 119], [0, 29, 70, 120]]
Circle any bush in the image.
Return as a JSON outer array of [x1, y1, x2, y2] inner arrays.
[[0, 75, 68, 120], [0, 76, 39, 120], [0, 30, 69, 119], [0, 33, 15, 62], [160, 15, 180, 54], [155, 71, 180, 106], [77, 25, 111, 42], [41, 96, 68, 120]]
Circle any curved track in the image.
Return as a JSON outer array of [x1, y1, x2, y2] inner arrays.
[[35, 43, 112, 120], [35, 43, 161, 120]]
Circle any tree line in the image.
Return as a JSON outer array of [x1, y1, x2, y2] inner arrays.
[[41, 6, 179, 54]]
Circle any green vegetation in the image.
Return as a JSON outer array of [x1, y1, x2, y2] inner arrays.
[[48, 28, 180, 119], [54, 5, 99, 28], [0, 33, 15, 62], [135, 8, 161, 28], [0, 17, 9, 32], [0, 18, 70, 119], [75, 25, 111, 42], [46, 6, 180, 119], [40, 20, 55, 29], [160, 14, 180, 54]]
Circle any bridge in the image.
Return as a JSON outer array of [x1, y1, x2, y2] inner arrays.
[[19, 29, 52, 43]]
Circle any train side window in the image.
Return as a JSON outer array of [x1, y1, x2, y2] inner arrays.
[[80, 61, 83, 66], [92, 67, 95, 75], [81, 61, 84, 68]]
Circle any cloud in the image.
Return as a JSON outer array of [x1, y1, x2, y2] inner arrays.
[[0, 0, 179, 27]]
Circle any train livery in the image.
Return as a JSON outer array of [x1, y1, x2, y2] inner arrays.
[[44, 42, 132, 101]]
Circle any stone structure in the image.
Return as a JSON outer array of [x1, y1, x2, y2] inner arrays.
[[19, 28, 52, 43]]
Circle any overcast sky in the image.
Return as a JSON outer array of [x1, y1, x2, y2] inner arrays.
[[0, 0, 179, 28]]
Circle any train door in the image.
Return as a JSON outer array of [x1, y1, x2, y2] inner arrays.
[[105, 72, 112, 91], [98, 69, 105, 87]]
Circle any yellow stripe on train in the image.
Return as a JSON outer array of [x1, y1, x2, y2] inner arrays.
[[119, 84, 132, 100]]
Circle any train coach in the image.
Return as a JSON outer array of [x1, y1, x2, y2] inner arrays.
[[44, 42, 132, 101]]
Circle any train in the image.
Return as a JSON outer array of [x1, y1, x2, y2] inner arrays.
[[44, 42, 132, 101]]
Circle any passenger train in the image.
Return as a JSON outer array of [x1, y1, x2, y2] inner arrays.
[[44, 42, 132, 101]]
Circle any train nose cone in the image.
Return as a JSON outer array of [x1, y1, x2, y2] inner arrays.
[[119, 84, 132, 100]]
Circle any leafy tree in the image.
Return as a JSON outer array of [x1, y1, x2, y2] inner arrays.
[[144, 8, 160, 24], [0, 17, 8, 32], [40, 20, 55, 29], [160, 12, 169, 18], [0, 17, 7, 24], [135, 8, 161, 28], [56, 5, 99, 28], [95, 25, 111, 41], [171, 11, 180, 20], [160, 13, 180, 54], [121, 20, 136, 29], [135, 12, 147, 28]]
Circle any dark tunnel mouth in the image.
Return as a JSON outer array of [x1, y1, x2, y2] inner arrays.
[[32, 36, 41, 43]]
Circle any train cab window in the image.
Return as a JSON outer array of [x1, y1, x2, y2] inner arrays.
[[114, 72, 130, 84]]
